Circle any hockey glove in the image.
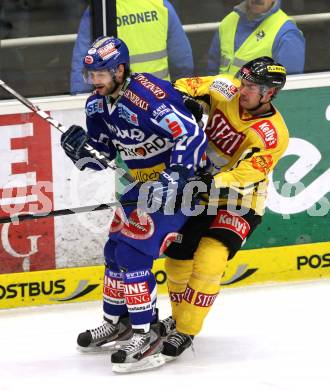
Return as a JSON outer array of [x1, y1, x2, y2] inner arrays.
[[181, 94, 204, 123], [187, 171, 214, 201], [61, 125, 107, 170], [188, 171, 213, 190], [143, 165, 190, 211], [61, 125, 89, 160]]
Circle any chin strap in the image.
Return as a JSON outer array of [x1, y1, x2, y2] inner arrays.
[[248, 97, 268, 113], [248, 89, 273, 113], [108, 76, 131, 106]]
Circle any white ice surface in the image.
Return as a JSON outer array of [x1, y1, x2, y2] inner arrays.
[[1, 280, 330, 390]]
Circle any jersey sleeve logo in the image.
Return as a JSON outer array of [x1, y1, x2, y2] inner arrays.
[[85, 98, 104, 116], [152, 103, 171, 120], [118, 103, 139, 126], [185, 77, 203, 93], [210, 77, 239, 101], [251, 154, 273, 174], [251, 120, 278, 149], [158, 112, 188, 139]]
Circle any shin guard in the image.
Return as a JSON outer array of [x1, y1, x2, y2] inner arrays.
[[175, 237, 229, 336], [165, 257, 193, 320]]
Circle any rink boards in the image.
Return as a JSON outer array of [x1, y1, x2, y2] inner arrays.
[[1, 240, 329, 309], [1, 74, 330, 309]]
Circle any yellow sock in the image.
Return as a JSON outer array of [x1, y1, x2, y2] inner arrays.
[[175, 237, 229, 336], [164, 257, 193, 320]]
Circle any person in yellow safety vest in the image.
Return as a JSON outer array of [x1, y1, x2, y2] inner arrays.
[[158, 57, 290, 359], [71, 0, 193, 94], [208, 0, 305, 76]]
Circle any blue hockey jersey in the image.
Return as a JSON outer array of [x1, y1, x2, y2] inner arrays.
[[84, 72, 207, 182]]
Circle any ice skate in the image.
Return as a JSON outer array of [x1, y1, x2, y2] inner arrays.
[[161, 330, 194, 361], [159, 316, 176, 338], [77, 316, 132, 351], [111, 323, 165, 373]]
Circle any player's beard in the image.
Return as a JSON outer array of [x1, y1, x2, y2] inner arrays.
[[94, 72, 122, 96], [107, 79, 121, 95]]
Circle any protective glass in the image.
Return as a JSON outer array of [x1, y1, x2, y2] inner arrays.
[[82, 69, 114, 85]]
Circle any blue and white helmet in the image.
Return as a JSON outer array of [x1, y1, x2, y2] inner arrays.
[[83, 36, 130, 72]]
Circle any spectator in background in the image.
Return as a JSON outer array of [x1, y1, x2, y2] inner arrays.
[[70, 0, 193, 94], [208, 0, 305, 76], [0, 1, 13, 39]]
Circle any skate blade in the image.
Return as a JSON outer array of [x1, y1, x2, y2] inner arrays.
[[77, 344, 117, 354], [77, 339, 129, 354], [162, 354, 177, 363], [112, 353, 166, 373]]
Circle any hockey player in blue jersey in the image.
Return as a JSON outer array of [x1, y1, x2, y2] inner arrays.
[[60, 36, 207, 372]]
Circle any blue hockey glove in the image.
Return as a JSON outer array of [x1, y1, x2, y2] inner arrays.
[[61, 125, 109, 170], [143, 165, 190, 211], [60, 125, 89, 162]]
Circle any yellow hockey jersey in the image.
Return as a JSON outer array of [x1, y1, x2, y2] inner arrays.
[[175, 74, 289, 215]]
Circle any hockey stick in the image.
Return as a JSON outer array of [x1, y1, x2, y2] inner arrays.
[[0, 79, 135, 184], [0, 200, 137, 224]]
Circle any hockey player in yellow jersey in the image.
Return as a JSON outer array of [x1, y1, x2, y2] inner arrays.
[[160, 56, 289, 359]]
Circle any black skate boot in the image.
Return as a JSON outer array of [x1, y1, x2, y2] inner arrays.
[[161, 330, 194, 361], [77, 315, 132, 350], [159, 316, 176, 338], [111, 323, 164, 373]]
